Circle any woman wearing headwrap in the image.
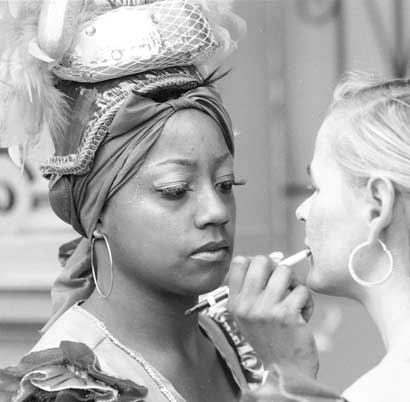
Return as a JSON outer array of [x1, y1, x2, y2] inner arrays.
[[0, 1, 321, 401], [0, 1, 263, 401]]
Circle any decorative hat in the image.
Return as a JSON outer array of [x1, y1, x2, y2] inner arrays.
[[0, 0, 245, 165]]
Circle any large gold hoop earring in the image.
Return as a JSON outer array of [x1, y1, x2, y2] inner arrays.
[[91, 230, 114, 298], [348, 239, 393, 287]]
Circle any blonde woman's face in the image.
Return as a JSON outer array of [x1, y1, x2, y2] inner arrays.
[[296, 116, 369, 297]]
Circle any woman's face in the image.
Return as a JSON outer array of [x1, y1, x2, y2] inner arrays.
[[296, 115, 370, 297], [102, 109, 236, 296]]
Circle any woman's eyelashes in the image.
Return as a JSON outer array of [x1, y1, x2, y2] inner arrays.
[[155, 182, 193, 200], [154, 176, 246, 200], [216, 177, 246, 194]]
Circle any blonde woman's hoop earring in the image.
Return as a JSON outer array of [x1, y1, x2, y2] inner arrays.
[[348, 239, 393, 287], [91, 230, 114, 298]]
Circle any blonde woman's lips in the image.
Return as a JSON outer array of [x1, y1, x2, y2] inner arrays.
[[305, 245, 314, 264]]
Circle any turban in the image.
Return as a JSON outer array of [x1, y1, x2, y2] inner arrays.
[[48, 83, 234, 238], [42, 78, 234, 331]]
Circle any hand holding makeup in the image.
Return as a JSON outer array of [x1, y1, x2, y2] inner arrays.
[[184, 249, 311, 315], [227, 254, 319, 378]]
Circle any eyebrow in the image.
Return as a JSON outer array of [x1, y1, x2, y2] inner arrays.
[[155, 158, 197, 168], [154, 152, 232, 168]]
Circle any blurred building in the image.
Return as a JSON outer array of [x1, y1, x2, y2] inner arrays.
[[1, 0, 407, 392]]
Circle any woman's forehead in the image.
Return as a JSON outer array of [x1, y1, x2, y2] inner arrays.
[[144, 110, 232, 166], [311, 118, 343, 173], [315, 116, 340, 154]]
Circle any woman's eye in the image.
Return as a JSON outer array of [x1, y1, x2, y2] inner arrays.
[[216, 178, 246, 193], [156, 183, 192, 200]]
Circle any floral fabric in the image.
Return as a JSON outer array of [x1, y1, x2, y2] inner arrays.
[[0, 341, 146, 402]]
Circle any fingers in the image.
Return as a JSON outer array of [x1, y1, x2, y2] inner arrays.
[[229, 255, 274, 298], [282, 285, 313, 323], [239, 255, 274, 299], [263, 265, 296, 303], [228, 254, 314, 325], [269, 251, 284, 265], [228, 256, 251, 300]]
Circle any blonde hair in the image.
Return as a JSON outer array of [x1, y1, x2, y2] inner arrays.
[[328, 72, 410, 193]]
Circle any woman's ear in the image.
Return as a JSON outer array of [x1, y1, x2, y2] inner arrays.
[[95, 219, 105, 234], [366, 176, 395, 244]]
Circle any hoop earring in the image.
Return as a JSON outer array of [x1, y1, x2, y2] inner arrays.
[[91, 230, 114, 298], [348, 239, 393, 287]]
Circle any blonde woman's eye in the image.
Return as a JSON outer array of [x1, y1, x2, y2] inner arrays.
[[156, 183, 193, 200]]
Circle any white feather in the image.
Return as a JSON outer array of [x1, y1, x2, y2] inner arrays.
[[191, 0, 246, 71], [0, 1, 68, 161], [0, 0, 246, 161]]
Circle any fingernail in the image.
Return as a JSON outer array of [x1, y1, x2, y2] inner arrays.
[[232, 256, 247, 264], [269, 251, 284, 263]]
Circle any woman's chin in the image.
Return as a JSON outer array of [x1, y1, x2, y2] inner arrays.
[[306, 265, 335, 295], [190, 269, 227, 295], [306, 268, 350, 298], [306, 274, 324, 293]]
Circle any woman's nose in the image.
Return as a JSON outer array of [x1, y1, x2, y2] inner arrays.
[[194, 188, 231, 228], [296, 197, 310, 222]]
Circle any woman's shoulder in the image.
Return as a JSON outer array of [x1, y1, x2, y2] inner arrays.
[[31, 304, 106, 353]]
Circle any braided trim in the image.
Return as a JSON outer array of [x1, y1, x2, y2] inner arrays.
[[41, 67, 202, 176], [41, 96, 126, 176], [138, 73, 201, 94]]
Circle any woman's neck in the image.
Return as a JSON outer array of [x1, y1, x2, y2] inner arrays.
[[81, 271, 205, 360], [361, 276, 410, 352]]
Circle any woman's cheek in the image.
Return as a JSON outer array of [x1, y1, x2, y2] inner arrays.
[[306, 195, 323, 244]]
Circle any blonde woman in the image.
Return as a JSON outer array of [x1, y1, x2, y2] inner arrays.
[[231, 72, 410, 402]]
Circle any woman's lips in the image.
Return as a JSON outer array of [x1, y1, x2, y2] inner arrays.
[[304, 242, 313, 265], [306, 247, 314, 266], [190, 248, 229, 263]]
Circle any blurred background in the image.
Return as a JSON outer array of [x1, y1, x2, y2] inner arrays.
[[1, 0, 407, 393]]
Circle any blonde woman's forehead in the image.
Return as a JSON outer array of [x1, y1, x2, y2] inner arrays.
[[315, 117, 337, 150], [313, 117, 346, 169]]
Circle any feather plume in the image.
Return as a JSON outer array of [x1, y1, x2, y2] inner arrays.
[[0, 1, 69, 162], [0, 0, 245, 163], [193, 0, 247, 72]]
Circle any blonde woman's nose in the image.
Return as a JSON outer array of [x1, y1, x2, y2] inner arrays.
[[296, 198, 310, 222]]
